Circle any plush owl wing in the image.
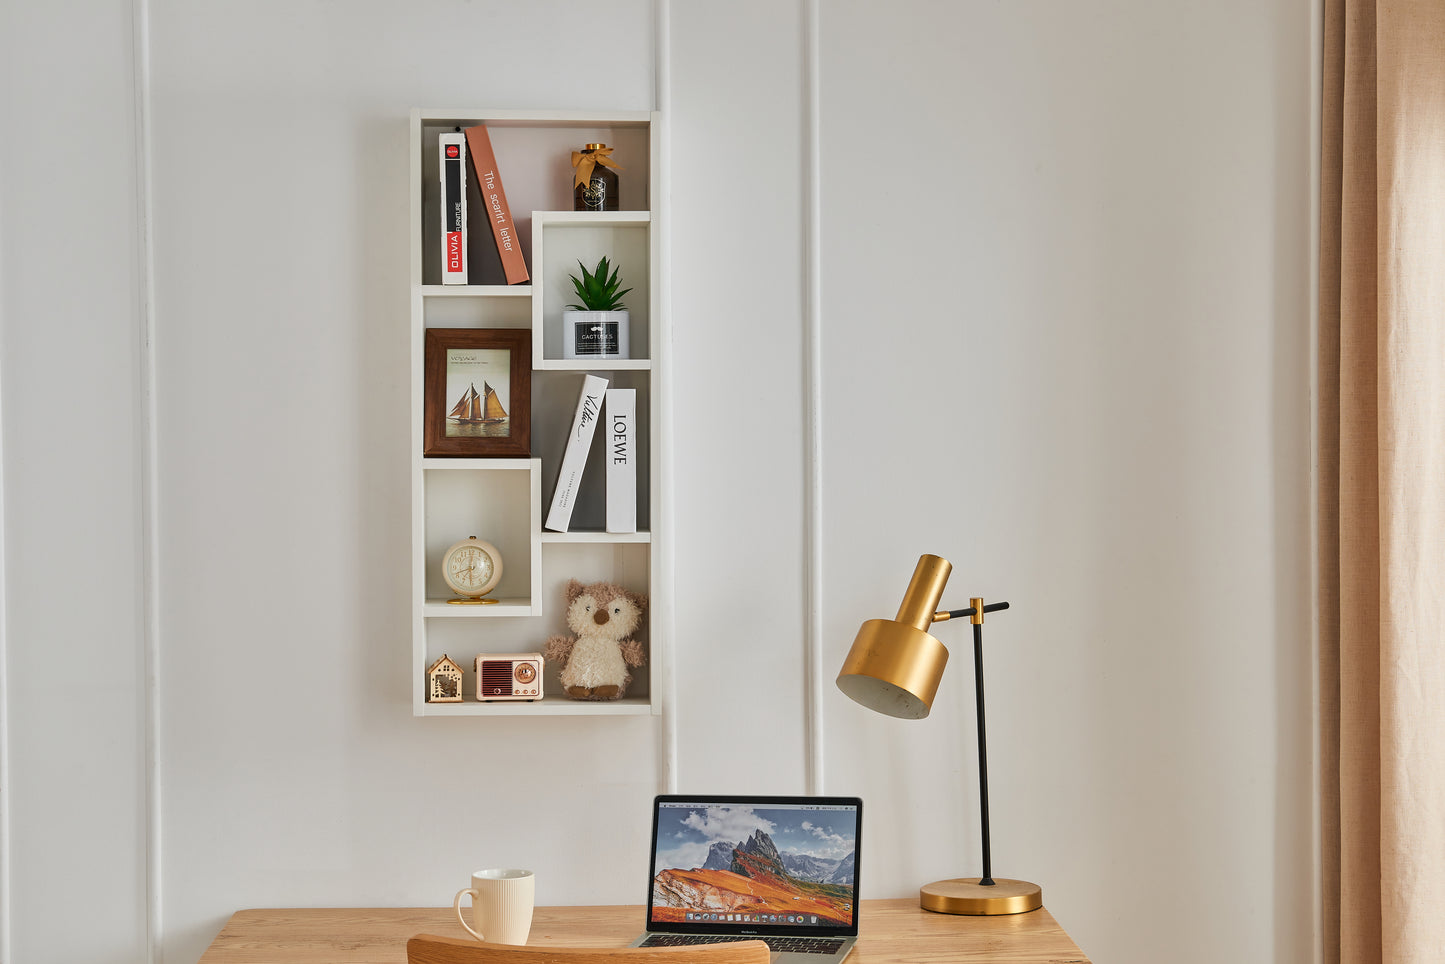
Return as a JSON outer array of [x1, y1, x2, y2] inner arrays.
[[543, 634, 577, 665], [619, 638, 646, 668]]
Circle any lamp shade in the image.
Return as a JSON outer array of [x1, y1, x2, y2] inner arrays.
[[836, 554, 952, 720]]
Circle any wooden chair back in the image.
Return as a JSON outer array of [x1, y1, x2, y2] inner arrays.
[[406, 935, 770, 964]]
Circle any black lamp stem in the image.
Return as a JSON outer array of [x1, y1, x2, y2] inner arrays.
[[973, 619, 994, 887], [943, 600, 1008, 888]]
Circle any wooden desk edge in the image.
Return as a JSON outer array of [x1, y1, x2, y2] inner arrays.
[[203, 899, 1090, 963]]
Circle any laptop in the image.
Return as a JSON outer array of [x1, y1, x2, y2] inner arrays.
[[631, 795, 862, 963]]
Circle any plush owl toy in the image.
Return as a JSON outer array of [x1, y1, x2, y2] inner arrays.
[[543, 579, 647, 700]]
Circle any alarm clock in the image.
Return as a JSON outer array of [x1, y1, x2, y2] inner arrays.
[[441, 536, 504, 604]]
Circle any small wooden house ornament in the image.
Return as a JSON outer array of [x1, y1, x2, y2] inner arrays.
[[426, 654, 465, 703]]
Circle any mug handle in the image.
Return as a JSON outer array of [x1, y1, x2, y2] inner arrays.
[[453, 887, 485, 941]]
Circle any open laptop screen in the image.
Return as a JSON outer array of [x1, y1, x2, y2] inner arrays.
[[648, 795, 862, 935]]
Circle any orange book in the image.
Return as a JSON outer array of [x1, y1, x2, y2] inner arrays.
[[464, 125, 530, 285]]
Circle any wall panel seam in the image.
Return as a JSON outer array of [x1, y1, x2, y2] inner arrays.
[[803, 0, 824, 795], [654, 0, 678, 795], [130, 0, 163, 959], [0, 186, 13, 964]]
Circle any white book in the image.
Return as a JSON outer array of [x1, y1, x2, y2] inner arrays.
[[545, 374, 609, 532], [606, 389, 637, 533], [439, 131, 467, 284]]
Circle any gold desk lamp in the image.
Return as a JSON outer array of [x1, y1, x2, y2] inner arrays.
[[836, 553, 1042, 916]]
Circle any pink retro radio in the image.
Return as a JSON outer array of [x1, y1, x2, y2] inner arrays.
[[474, 653, 543, 701]]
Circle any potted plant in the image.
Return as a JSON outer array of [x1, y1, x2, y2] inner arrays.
[[562, 256, 632, 360]]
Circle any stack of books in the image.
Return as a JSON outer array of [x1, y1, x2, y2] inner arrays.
[[545, 377, 636, 534], [438, 125, 529, 286]]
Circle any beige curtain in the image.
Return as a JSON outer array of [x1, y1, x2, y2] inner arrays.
[[1319, 1, 1445, 962]]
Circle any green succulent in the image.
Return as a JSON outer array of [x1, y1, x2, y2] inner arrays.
[[566, 256, 632, 312]]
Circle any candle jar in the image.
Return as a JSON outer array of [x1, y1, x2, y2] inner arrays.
[[573, 143, 620, 212], [562, 309, 630, 360]]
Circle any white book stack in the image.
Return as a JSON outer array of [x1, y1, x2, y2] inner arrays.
[[606, 389, 637, 533], [545, 374, 609, 532]]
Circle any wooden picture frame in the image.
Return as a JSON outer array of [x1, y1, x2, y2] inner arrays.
[[424, 328, 531, 457]]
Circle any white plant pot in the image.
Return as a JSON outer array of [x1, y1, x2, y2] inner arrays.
[[562, 309, 630, 360]]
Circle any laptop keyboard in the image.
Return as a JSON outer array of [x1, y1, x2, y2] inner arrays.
[[640, 935, 846, 955]]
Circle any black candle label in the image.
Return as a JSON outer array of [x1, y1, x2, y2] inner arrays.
[[583, 176, 607, 209], [574, 319, 620, 355]]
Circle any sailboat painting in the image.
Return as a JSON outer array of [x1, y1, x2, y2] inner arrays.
[[425, 328, 530, 457], [445, 348, 511, 438]]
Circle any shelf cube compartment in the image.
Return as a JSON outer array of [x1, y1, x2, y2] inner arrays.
[[420, 541, 653, 710], [421, 292, 531, 331], [533, 212, 651, 364], [415, 112, 652, 286], [533, 369, 650, 536], [423, 617, 551, 704], [422, 464, 539, 608], [535, 542, 652, 704]]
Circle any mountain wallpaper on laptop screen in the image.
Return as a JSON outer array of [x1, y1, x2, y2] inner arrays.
[[652, 807, 856, 925]]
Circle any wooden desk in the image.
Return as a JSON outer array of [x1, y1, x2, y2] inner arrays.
[[199, 900, 1090, 963]]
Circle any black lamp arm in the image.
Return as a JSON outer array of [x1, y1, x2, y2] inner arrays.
[[933, 600, 1010, 622]]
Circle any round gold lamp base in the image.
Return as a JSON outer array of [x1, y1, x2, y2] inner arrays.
[[920, 878, 1042, 916]]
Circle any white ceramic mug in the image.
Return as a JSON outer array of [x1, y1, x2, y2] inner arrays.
[[453, 868, 535, 944]]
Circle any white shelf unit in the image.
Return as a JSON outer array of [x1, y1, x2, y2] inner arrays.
[[409, 108, 663, 717]]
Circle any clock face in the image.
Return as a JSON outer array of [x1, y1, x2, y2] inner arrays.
[[442, 538, 503, 597], [449, 547, 492, 588]]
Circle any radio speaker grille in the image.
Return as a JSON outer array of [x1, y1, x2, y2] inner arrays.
[[480, 660, 513, 696]]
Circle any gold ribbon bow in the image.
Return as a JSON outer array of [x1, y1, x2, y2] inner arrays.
[[572, 147, 624, 189]]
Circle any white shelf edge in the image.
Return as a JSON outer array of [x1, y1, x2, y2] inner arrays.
[[422, 284, 532, 298], [421, 457, 539, 470], [423, 599, 534, 617], [534, 359, 652, 372], [540, 531, 651, 544], [533, 211, 652, 226], [413, 108, 654, 126], [419, 697, 655, 717]]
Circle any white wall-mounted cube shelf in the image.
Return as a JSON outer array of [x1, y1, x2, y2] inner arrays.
[[409, 108, 665, 717]]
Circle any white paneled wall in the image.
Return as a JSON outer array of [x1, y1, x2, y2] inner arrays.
[[0, 2, 1316, 963], [816, 3, 1315, 961], [146, 2, 657, 962], [0, 1, 151, 962], [670, 0, 810, 795]]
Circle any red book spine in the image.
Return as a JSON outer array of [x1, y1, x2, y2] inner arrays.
[[463, 126, 530, 285]]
